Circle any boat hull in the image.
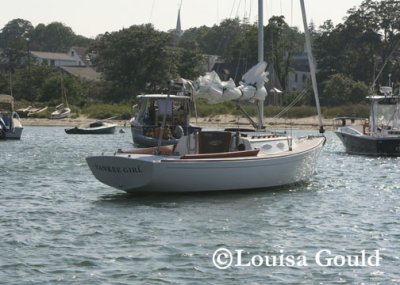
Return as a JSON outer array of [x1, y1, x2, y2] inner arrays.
[[51, 108, 71, 119], [335, 130, 400, 156], [0, 127, 23, 140], [65, 125, 116, 134], [86, 136, 325, 193]]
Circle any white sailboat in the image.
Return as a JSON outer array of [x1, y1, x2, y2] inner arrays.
[[86, 0, 326, 193], [51, 74, 71, 119]]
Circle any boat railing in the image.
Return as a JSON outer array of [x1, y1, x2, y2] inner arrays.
[[333, 117, 366, 127]]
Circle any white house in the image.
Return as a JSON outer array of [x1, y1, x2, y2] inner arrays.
[[30, 47, 90, 67], [286, 51, 311, 92], [30, 51, 81, 67]]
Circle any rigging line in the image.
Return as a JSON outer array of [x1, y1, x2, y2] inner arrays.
[[217, 0, 219, 23], [272, 94, 304, 119], [291, 0, 293, 26], [148, 0, 156, 23], [272, 89, 307, 119], [371, 36, 400, 91], [243, 0, 247, 20], [229, 0, 237, 18], [273, 95, 303, 119], [248, 0, 252, 22], [236, 0, 242, 18]]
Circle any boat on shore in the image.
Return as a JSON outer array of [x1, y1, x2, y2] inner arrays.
[[17, 106, 48, 117], [51, 103, 71, 119], [0, 94, 23, 140], [334, 85, 400, 156], [65, 120, 117, 134]]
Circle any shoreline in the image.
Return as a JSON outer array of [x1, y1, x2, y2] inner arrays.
[[20, 115, 336, 130]]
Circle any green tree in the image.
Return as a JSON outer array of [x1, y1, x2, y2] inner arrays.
[[91, 24, 177, 100], [265, 16, 304, 90], [0, 19, 33, 71], [28, 22, 76, 52], [176, 40, 204, 80], [321, 73, 368, 106]]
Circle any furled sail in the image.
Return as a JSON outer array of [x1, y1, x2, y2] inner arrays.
[[192, 62, 269, 104]]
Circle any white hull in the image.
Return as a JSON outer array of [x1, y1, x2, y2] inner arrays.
[[86, 136, 325, 193], [51, 108, 71, 119]]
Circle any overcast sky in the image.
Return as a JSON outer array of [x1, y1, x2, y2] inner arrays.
[[1, 0, 365, 38]]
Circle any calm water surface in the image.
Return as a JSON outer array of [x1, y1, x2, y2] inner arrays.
[[0, 126, 399, 284]]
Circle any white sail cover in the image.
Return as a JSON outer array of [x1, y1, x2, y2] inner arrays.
[[193, 62, 269, 104]]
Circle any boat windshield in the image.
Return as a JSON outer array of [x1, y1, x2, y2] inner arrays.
[[136, 96, 190, 126], [376, 102, 400, 129]]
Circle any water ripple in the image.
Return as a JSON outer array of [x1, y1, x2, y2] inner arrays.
[[0, 128, 399, 284]]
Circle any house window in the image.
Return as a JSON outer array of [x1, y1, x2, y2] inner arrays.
[[50, 60, 55, 66], [302, 74, 307, 82], [295, 73, 298, 83], [71, 51, 75, 56]]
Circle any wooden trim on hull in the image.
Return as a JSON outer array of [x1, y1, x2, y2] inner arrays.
[[181, 149, 259, 159]]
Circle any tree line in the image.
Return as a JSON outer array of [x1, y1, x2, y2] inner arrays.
[[0, 0, 399, 108]]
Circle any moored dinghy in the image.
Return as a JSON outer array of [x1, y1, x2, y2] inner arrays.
[[65, 120, 117, 134]]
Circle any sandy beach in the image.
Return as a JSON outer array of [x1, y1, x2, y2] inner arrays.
[[21, 114, 335, 130]]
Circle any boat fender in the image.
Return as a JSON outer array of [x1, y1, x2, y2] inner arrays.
[[0, 118, 7, 137], [0, 120, 5, 139], [173, 125, 184, 139]]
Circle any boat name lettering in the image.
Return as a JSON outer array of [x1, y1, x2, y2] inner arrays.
[[94, 164, 143, 174]]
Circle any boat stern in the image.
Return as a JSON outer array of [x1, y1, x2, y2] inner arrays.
[[86, 155, 154, 192]]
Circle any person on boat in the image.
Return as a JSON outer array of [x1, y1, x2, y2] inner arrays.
[[148, 101, 156, 125], [363, 119, 370, 134]]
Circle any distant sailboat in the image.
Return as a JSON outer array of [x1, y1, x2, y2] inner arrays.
[[51, 72, 71, 119]]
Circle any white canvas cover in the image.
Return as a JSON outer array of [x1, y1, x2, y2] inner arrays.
[[193, 62, 269, 104]]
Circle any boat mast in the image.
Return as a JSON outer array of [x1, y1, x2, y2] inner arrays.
[[256, 0, 265, 130], [300, 0, 324, 133]]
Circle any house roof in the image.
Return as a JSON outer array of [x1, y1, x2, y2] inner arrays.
[[31, 51, 76, 62], [60, 66, 101, 81]]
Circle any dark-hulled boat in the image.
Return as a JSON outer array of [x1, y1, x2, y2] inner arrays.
[[334, 86, 400, 156], [65, 121, 117, 134]]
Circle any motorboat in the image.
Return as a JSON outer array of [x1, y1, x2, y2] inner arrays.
[[51, 104, 71, 119], [86, 0, 326, 193], [130, 94, 201, 147], [334, 85, 400, 156], [0, 94, 23, 140], [65, 120, 117, 134]]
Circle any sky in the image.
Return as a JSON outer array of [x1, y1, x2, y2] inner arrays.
[[1, 0, 365, 38]]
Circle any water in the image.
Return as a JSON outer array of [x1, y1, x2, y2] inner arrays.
[[1, 126, 399, 284]]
